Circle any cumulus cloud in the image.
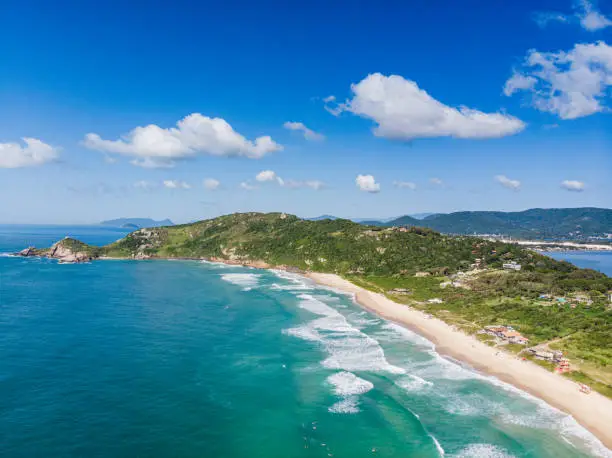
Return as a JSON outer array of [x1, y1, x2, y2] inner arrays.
[[254, 170, 324, 190], [429, 178, 444, 186], [495, 175, 521, 191], [561, 180, 585, 191], [163, 180, 191, 189], [504, 41, 612, 119], [283, 121, 324, 141], [393, 181, 417, 190], [503, 73, 537, 97], [576, 0, 612, 30], [83, 113, 282, 168], [356, 174, 380, 193], [203, 178, 220, 190], [0, 138, 59, 168], [256, 170, 284, 185], [327, 73, 525, 140]]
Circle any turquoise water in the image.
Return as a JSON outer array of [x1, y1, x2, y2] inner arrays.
[[1, 227, 611, 458]]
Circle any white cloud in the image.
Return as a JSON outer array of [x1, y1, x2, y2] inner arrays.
[[255, 170, 324, 190], [495, 174, 521, 191], [329, 73, 525, 140], [393, 181, 417, 190], [323, 95, 336, 103], [131, 158, 175, 169], [83, 113, 282, 167], [203, 178, 220, 190], [255, 170, 284, 185], [561, 180, 585, 191], [576, 0, 612, 30], [504, 41, 612, 119], [429, 177, 444, 186], [532, 11, 569, 28], [503, 73, 537, 96], [356, 174, 380, 193], [163, 180, 191, 189], [283, 179, 326, 190], [533, 1, 611, 31], [283, 121, 325, 141], [240, 181, 258, 191], [0, 138, 59, 168]]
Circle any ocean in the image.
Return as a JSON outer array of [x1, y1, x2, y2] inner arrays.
[[1, 225, 611, 458], [547, 251, 612, 277]]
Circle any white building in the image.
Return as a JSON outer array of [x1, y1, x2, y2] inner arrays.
[[503, 261, 522, 271]]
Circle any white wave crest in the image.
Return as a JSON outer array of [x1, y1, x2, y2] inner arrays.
[[200, 260, 237, 269], [287, 294, 405, 374], [452, 444, 515, 458], [220, 273, 261, 288], [328, 396, 360, 414], [396, 374, 433, 392], [379, 322, 436, 349], [326, 371, 373, 397]]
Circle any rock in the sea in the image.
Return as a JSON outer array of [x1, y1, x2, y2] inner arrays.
[[47, 240, 92, 263], [18, 247, 35, 257]]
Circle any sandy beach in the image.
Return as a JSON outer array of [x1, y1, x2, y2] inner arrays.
[[306, 272, 612, 451]]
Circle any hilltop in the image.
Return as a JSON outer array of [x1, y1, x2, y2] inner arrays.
[[18, 212, 612, 397]]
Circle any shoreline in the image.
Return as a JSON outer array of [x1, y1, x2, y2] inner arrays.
[[305, 272, 612, 452]]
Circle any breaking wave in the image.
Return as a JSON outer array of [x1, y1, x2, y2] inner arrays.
[[220, 273, 261, 289]]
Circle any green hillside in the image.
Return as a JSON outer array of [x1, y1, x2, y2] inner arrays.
[[372, 207, 612, 240]]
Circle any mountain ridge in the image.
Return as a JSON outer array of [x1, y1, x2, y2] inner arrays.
[[367, 207, 612, 240]]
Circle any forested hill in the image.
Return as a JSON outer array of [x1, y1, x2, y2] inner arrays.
[[30, 212, 608, 282], [367, 208, 612, 240]]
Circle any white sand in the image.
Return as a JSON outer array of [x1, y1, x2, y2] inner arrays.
[[306, 272, 612, 450]]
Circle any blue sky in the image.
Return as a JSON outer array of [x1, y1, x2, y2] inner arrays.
[[0, 0, 610, 224]]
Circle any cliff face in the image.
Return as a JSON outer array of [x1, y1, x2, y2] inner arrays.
[[47, 240, 93, 263]]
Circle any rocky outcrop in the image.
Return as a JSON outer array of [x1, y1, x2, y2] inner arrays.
[[47, 240, 92, 263], [16, 239, 94, 263], [18, 247, 36, 257]]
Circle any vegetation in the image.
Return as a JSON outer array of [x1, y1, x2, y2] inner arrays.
[[364, 207, 612, 240], [35, 212, 612, 396]]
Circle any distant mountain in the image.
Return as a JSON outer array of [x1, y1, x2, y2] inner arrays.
[[100, 218, 174, 229], [410, 213, 438, 220], [362, 208, 612, 240], [306, 215, 339, 221]]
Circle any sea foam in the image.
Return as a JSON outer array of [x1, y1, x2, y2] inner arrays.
[[219, 273, 261, 289], [326, 371, 373, 397]]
